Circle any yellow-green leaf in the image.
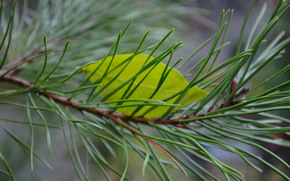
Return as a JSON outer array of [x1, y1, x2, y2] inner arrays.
[[82, 54, 207, 118]]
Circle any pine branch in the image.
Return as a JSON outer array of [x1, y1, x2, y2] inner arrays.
[[2, 74, 249, 127], [1, 0, 290, 180]]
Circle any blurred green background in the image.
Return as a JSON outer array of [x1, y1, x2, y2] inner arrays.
[[0, 0, 289, 180]]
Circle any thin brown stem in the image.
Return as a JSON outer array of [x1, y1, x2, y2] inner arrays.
[[1, 75, 171, 124], [0, 39, 60, 77], [1, 75, 244, 126]]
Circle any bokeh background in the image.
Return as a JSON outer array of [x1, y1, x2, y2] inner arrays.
[[0, 0, 289, 180]]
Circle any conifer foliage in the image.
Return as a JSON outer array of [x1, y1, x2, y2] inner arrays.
[[0, 0, 289, 180]]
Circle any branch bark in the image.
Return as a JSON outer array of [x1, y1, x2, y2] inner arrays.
[[1, 75, 245, 126]]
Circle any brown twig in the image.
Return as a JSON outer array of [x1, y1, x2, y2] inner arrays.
[[0, 39, 60, 77], [0, 70, 254, 178], [1, 74, 249, 175], [1, 51, 41, 76], [1, 75, 190, 175], [1, 75, 248, 126], [1, 75, 168, 124]]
